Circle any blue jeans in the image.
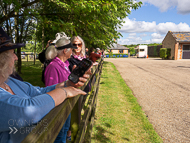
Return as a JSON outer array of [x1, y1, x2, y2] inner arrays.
[[54, 114, 71, 143]]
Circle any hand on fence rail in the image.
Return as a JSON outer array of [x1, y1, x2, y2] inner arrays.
[[52, 66, 92, 106], [55, 65, 92, 89], [21, 58, 103, 143]]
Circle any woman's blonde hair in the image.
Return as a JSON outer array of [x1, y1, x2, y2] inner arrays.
[[70, 36, 85, 57], [45, 37, 71, 60], [0, 50, 13, 82]]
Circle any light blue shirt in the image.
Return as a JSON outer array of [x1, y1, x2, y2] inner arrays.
[[0, 77, 56, 143]]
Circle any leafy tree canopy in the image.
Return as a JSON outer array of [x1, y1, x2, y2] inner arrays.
[[0, 0, 142, 50]]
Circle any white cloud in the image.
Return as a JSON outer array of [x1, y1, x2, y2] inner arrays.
[[118, 35, 163, 45], [157, 22, 190, 34], [129, 33, 136, 36], [151, 33, 162, 39], [118, 17, 190, 34], [118, 32, 165, 45], [118, 18, 157, 33], [177, 0, 190, 14], [117, 3, 190, 45], [151, 38, 163, 43], [118, 36, 148, 45], [150, 33, 164, 43], [117, 38, 130, 45], [139, 34, 147, 37], [140, 0, 190, 14]]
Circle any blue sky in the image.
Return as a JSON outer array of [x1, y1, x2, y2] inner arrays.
[[117, 0, 190, 45]]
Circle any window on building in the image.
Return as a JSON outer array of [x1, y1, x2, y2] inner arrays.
[[183, 45, 190, 50], [119, 49, 123, 53]]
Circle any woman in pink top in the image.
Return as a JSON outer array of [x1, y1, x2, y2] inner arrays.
[[44, 36, 77, 143], [44, 38, 76, 86]]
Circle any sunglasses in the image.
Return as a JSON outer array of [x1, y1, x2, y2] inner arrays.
[[73, 43, 82, 47]]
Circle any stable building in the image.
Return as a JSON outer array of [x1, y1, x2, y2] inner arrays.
[[106, 43, 129, 54], [162, 31, 190, 60]]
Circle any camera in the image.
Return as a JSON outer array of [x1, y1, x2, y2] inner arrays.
[[68, 59, 92, 83]]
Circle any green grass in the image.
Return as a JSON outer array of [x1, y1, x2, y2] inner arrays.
[[20, 60, 45, 87], [19, 60, 162, 143], [91, 61, 163, 143]]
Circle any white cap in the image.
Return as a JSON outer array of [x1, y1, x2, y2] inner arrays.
[[52, 32, 70, 44], [96, 48, 100, 51], [55, 32, 70, 40]]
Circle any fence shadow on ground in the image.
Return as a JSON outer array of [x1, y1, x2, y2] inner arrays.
[[91, 123, 114, 143]]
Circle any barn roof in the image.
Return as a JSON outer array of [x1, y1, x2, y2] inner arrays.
[[109, 43, 129, 50], [170, 31, 190, 42]]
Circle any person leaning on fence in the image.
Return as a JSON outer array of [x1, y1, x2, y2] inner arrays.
[[68, 36, 91, 92], [40, 33, 69, 84], [68, 36, 86, 71], [0, 27, 91, 143], [44, 35, 77, 143], [96, 47, 102, 56], [68, 36, 92, 139], [89, 48, 101, 64]]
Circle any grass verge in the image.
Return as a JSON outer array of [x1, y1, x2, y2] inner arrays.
[[20, 60, 162, 143], [20, 60, 45, 87], [91, 61, 163, 143]]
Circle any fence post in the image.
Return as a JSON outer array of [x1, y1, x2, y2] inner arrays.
[[84, 58, 103, 142], [27, 54, 28, 62], [34, 54, 35, 65], [71, 97, 81, 141]]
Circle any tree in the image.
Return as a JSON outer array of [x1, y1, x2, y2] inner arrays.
[[37, 0, 142, 49], [0, 0, 40, 73], [0, 0, 142, 73]]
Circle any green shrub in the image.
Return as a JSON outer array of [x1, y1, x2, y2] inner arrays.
[[160, 48, 171, 59], [160, 48, 167, 59], [109, 52, 113, 57], [167, 48, 171, 58], [128, 47, 135, 55]]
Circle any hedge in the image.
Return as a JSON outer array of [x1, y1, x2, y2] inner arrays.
[[160, 48, 171, 59], [105, 53, 128, 58]]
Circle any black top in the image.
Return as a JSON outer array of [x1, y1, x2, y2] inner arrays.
[[41, 59, 52, 84], [10, 72, 23, 81], [68, 55, 82, 71], [68, 55, 91, 92], [38, 49, 47, 64]]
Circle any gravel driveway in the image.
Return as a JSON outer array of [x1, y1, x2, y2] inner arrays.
[[105, 58, 190, 143]]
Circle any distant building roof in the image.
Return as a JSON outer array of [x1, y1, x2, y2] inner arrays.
[[170, 31, 190, 42], [109, 43, 129, 50]]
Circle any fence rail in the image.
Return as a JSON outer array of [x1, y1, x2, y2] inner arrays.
[[22, 58, 104, 143]]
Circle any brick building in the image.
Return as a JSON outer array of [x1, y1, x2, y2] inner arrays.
[[162, 31, 190, 60]]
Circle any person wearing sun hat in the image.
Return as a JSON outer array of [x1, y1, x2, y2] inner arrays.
[[0, 27, 24, 81], [0, 27, 91, 143], [44, 34, 78, 143], [44, 34, 77, 86], [0, 27, 25, 52]]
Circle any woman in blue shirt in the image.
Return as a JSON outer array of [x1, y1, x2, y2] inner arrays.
[[0, 27, 90, 143]]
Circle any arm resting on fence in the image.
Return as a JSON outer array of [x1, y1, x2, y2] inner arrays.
[[22, 58, 104, 143]]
